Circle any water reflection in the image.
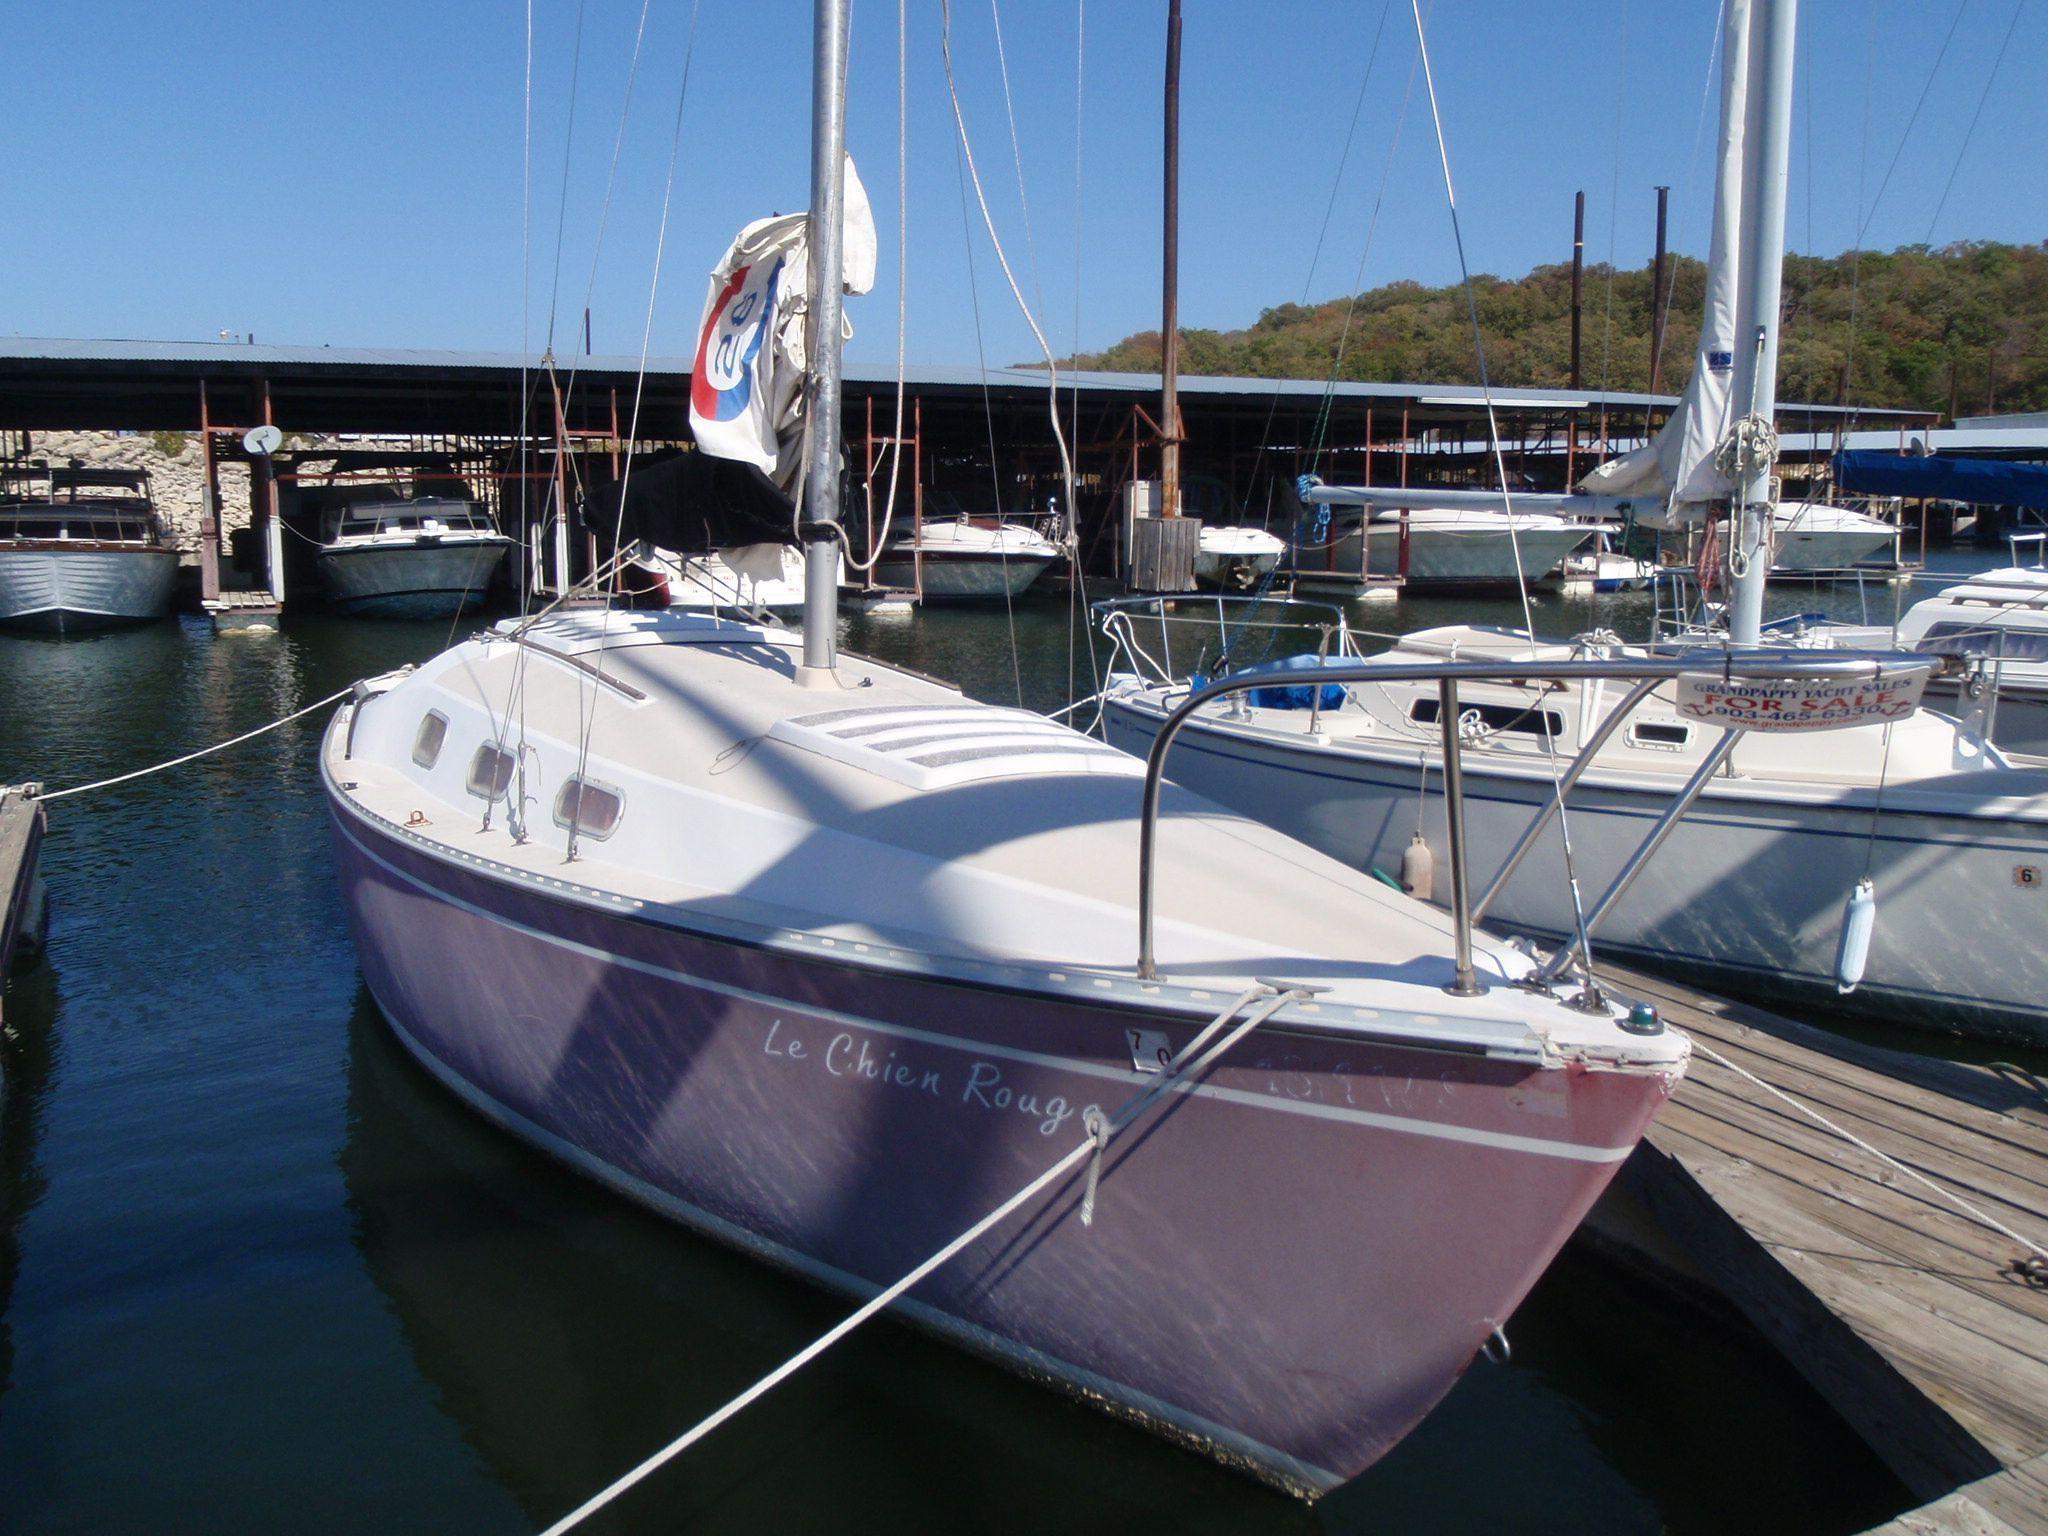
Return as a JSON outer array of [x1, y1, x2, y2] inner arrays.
[[341, 991, 1905, 1536]]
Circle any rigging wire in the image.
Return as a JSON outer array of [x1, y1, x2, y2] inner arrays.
[[1407, 0, 1602, 984], [938, 0, 1080, 549], [1845, 0, 1970, 427], [1923, 0, 2028, 244], [569, 0, 706, 858], [1246, 0, 1392, 477], [839, 0, 912, 578], [951, 115, 1027, 706], [1596, 0, 1629, 402], [542, 0, 592, 356], [1305, 24, 1420, 480]]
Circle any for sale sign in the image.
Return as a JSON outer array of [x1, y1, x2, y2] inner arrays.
[[1673, 667, 1930, 732]]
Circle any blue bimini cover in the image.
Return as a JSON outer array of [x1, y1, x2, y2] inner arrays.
[[1832, 451, 2048, 512], [1247, 654, 1348, 710]]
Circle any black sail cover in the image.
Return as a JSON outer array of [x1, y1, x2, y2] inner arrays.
[[583, 450, 797, 552]]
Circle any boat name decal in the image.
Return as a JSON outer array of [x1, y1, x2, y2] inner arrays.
[[763, 1018, 1089, 1136]]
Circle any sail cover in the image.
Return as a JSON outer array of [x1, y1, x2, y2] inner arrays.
[[584, 450, 798, 551], [1578, 0, 1753, 517], [688, 155, 877, 487]]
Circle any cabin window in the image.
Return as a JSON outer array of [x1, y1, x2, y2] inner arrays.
[[1407, 697, 1565, 739], [466, 742, 515, 801], [1923, 621, 2048, 662], [553, 776, 623, 841], [412, 711, 449, 769], [1627, 720, 1692, 751]]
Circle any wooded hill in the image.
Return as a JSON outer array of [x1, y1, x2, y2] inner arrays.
[[1067, 241, 2048, 419]]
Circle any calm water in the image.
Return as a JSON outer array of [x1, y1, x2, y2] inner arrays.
[[0, 577, 1956, 1534]]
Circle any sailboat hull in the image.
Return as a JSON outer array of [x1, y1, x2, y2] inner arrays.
[[324, 775, 1668, 1494], [1103, 697, 2048, 1043]]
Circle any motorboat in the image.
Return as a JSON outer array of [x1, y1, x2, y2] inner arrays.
[[870, 495, 1061, 600], [1549, 529, 1655, 593], [1294, 501, 1593, 594], [322, 10, 1693, 1497], [628, 541, 841, 618], [0, 465, 178, 633], [1178, 475, 1286, 590], [1737, 499, 1897, 574], [1818, 536, 2048, 753], [1193, 524, 1286, 589], [315, 495, 513, 619], [1098, 601, 2044, 1042]]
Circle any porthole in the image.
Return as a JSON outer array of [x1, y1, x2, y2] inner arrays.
[[1627, 719, 1691, 751], [554, 775, 623, 840], [412, 711, 449, 769], [466, 742, 515, 800]]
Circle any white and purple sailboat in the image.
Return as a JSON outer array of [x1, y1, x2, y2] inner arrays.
[[321, 0, 1688, 1499]]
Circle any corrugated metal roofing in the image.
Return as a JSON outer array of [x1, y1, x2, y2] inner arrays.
[[0, 335, 1915, 420]]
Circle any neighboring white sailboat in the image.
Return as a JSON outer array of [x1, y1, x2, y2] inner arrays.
[[1099, 0, 2048, 1042]]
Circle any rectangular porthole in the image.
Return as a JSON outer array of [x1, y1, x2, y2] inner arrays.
[[1627, 719, 1691, 750], [554, 776, 623, 840], [466, 742, 515, 801], [412, 711, 449, 769], [1408, 697, 1564, 739]]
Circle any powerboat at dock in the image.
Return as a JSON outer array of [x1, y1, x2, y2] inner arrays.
[[316, 496, 513, 619], [0, 465, 178, 633]]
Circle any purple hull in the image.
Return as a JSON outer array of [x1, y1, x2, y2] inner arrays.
[[326, 789, 1671, 1493]]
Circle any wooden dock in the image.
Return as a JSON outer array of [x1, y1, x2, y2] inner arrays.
[[0, 785, 46, 1008], [1587, 961, 2048, 1532]]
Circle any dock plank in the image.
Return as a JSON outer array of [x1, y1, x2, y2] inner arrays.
[[0, 787, 45, 995], [1596, 961, 2048, 1503]]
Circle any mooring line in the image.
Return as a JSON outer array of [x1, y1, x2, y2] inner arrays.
[[1692, 1039, 2048, 1263], [34, 685, 358, 803], [536, 983, 1294, 1535]]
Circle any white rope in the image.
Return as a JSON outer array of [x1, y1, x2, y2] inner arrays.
[[1691, 1039, 2048, 1262], [938, 0, 1078, 536], [536, 982, 1293, 1535], [37, 686, 358, 802], [536, 1138, 1097, 1536]]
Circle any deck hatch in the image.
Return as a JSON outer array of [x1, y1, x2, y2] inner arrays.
[[773, 704, 1142, 790]]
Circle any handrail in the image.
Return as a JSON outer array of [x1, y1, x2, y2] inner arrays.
[[1133, 646, 1948, 984]]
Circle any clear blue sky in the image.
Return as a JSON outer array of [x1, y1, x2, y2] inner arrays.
[[5, 0, 2041, 373]]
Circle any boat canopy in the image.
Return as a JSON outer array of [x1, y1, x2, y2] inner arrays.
[[1831, 451, 2048, 512]]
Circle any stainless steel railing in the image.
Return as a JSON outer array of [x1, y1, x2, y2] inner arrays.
[[1132, 647, 1949, 987]]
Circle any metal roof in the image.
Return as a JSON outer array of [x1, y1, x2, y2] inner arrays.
[[1777, 426, 2048, 457], [0, 335, 1920, 422]]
